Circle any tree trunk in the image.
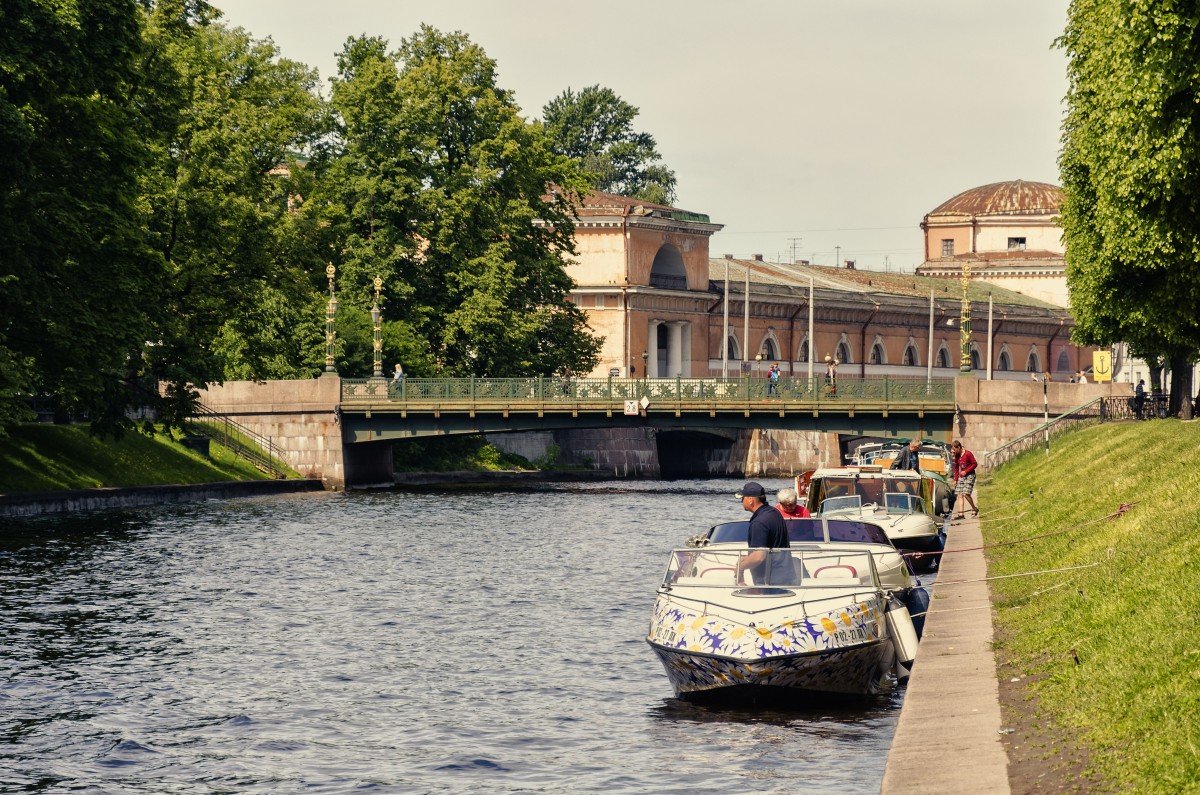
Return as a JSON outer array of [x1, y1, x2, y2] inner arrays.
[[1169, 352, 1194, 419]]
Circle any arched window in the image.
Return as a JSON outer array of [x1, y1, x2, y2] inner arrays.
[[870, 343, 885, 365], [997, 349, 1011, 371], [936, 345, 950, 369], [648, 244, 687, 290], [902, 344, 918, 366], [1026, 350, 1041, 372], [970, 348, 981, 370], [836, 341, 852, 364], [1056, 349, 1071, 373], [798, 338, 810, 363], [761, 338, 778, 361], [725, 335, 741, 361]]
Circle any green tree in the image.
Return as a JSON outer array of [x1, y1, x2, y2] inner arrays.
[[1058, 0, 1199, 416], [136, 11, 328, 418], [317, 26, 601, 377], [542, 84, 677, 205], [0, 0, 157, 432]]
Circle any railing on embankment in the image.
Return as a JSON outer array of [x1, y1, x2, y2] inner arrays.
[[187, 403, 291, 479], [982, 397, 1107, 472], [339, 376, 956, 411]]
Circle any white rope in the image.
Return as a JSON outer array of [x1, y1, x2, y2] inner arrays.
[[930, 562, 1099, 587]]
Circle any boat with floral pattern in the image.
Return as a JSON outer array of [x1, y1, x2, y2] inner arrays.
[[647, 528, 911, 699]]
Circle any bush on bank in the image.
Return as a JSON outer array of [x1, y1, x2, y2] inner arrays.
[[391, 434, 535, 473], [980, 420, 1200, 793], [0, 424, 270, 493]]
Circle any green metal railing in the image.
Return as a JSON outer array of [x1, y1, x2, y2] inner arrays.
[[340, 376, 955, 409]]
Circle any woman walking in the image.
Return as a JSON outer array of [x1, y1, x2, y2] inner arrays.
[[951, 440, 979, 519]]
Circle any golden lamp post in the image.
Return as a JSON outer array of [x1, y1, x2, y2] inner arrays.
[[370, 276, 384, 379], [959, 260, 973, 375], [323, 263, 339, 375]]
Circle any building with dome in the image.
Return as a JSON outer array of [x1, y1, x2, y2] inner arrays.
[[915, 180, 1067, 307]]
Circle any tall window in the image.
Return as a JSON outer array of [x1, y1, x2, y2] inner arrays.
[[1026, 351, 1041, 372], [870, 343, 885, 365], [798, 339, 809, 363], [941, 239, 954, 257], [836, 341, 852, 364], [936, 346, 950, 369], [997, 350, 1011, 371], [902, 345, 918, 366], [970, 349, 981, 370], [725, 335, 740, 361], [1056, 349, 1071, 373], [1007, 237, 1027, 251]]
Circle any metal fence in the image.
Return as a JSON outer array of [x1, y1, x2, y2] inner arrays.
[[187, 404, 290, 479], [340, 376, 956, 409], [982, 397, 1106, 472]]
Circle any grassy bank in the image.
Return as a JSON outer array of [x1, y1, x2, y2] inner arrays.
[[0, 424, 271, 493], [979, 420, 1200, 793]]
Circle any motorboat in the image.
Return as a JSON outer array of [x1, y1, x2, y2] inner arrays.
[[849, 440, 955, 515], [805, 466, 946, 571], [646, 517, 927, 699]]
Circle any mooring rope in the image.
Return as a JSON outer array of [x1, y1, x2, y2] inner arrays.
[[929, 561, 1100, 587]]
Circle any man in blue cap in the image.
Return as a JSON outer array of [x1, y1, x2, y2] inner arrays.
[[733, 481, 793, 586]]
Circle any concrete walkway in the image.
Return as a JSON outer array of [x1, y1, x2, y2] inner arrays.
[[881, 513, 1010, 794]]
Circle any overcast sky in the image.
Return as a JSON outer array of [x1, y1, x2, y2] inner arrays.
[[213, 1, 1070, 272]]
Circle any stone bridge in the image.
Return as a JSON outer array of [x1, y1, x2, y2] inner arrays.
[[194, 375, 1130, 488]]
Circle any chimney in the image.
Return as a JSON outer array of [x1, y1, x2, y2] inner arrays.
[[753, 254, 764, 261]]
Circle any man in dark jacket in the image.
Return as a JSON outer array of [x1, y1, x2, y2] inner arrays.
[[734, 482, 793, 585], [890, 439, 922, 471]]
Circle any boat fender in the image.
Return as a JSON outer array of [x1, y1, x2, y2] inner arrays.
[[905, 587, 930, 639], [885, 595, 919, 676]]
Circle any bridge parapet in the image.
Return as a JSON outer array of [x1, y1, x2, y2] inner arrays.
[[341, 376, 956, 412]]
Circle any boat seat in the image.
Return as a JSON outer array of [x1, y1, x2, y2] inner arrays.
[[811, 565, 858, 582]]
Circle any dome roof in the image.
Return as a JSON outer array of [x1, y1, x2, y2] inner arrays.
[[927, 180, 1062, 217]]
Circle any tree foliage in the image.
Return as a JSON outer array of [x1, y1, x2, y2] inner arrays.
[[542, 85, 677, 205], [1058, 0, 1200, 412], [317, 26, 601, 377]]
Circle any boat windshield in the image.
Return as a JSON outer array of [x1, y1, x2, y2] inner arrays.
[[820, 495, 862, 514], [884, 492, 924, 515], [707, 519, 891, 546], [662, 547, 880, 589]]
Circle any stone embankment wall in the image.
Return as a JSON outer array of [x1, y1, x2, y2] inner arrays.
[[195, 377, 348, 488], [954, 377, 1132, 457], [729, 429, 841, 476], [0, 479, 323, 518]]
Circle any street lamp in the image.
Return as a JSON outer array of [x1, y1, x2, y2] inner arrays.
[[371, 275, 383, 379], [959, 259, 973, 375], [323, 263, 338, 375]]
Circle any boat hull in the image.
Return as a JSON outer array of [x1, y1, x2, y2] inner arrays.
[[648, 639, 894, 698]]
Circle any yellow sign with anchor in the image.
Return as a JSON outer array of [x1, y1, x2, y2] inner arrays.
[[1092, 350, 1113, 382]]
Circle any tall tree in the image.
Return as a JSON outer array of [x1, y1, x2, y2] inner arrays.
[[0, 0, 156, 432], [542, 85, 677, 205], [1058, 0, 1200, 416], [317, 26, 601, 377], [136, 10, 328, 417]]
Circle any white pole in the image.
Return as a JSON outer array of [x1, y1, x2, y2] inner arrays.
[[807, 277, 815, 383], [926, 288, 934, 388], [987, 292, 994, 381], [743, 264, 750, 372], [722, 259, 730, 379]]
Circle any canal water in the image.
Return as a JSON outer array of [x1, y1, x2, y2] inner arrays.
[[0, 479, 909, 793]]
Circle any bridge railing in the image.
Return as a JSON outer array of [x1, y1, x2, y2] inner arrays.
[[981, 396, 1106, 473], [340, 376, 955, 408]]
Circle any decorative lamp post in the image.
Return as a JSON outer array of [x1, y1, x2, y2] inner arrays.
[[324, 263, 338, 375], [371, 275, 383, 379], [641, 351, 649, 393], [959, 259, 973, 375]]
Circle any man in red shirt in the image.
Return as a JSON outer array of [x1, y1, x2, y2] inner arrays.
[[951, 440, 979, 519], [775, 487, 811, 519]]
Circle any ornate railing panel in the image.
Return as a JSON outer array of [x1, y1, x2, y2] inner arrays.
[[340, 376, 955, 410]]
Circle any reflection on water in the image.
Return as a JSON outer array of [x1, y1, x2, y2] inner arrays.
[[0, 480, 906, 793]]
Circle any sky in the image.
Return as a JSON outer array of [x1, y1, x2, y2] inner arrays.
[[213, 1, 1070, 272]]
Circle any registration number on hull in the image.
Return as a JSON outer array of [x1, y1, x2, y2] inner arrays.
[[833, 626, 868, 645]]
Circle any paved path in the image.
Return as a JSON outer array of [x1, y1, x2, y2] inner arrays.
[[881, 513, 1010, 794]]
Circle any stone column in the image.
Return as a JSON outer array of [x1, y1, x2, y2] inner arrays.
[[667, 322, 684, 377], [647, 320, 661, 377]]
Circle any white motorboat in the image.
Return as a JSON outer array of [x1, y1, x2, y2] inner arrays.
[[849, 441, 955, 515], [806, 467, 946, 571], [646, 518, 926, 699]]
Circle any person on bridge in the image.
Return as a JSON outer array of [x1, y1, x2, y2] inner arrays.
[[767, 362, 780, 396], [392, 363, 405, 383], [775, 487, 810, 519], [734, 482, 794, 586], [890, 439, 922, 471], [951, 440, 979, 519]]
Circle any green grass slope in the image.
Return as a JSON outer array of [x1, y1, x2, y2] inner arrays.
[[980, 420, 1200, 793], [0, 424, 270, 493]]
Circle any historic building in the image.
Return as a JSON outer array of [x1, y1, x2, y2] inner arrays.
[[914, 180, 1067, 307], [566, 191, 1087, 381]]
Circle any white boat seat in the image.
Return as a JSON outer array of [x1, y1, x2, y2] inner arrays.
[[811, 564, 859, 582]]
